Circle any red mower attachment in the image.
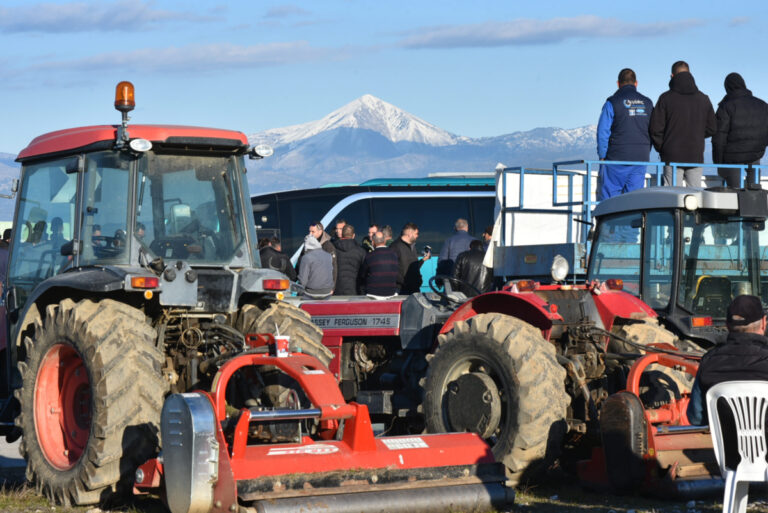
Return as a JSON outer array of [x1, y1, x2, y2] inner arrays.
[[136, 334, 513, 513], [579, 352, 722, 498]]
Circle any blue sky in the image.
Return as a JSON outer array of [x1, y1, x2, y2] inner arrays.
[[1, 0, 766, 155]]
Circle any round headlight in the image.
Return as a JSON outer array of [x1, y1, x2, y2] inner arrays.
[[551, 254, 569, 282], [254, 144, 274, 158], [684, 194, 699, 211], [129, 138, 152, 152]]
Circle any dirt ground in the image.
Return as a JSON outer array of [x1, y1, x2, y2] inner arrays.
[[3, 438, 768, 513]]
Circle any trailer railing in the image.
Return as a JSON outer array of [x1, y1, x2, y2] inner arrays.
[[492, 160, 767, 281]]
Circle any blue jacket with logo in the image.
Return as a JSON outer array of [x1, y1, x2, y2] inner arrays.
[[597, 85, 654, 161]]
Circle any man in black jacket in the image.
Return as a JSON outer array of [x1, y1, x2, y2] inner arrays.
[[649, 61, 716, 187], [452, 239, 492, 295], [713, 72, 768, 188], [259, 237, 297, 281], [389, 222, 430, 294], [332, 224, 366, 295], [687, 295, 768, 425]]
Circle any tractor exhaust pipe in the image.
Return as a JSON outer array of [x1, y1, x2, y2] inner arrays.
[[247, 483, 514, 513]]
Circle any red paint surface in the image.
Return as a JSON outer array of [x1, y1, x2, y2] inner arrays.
[[17, 124, 248, 160]]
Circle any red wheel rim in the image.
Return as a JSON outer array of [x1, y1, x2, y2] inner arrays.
[[34, 343, 91, 470]]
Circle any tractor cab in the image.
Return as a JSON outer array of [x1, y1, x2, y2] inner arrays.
[[588, 186, 768, 346], [7, 82, 281, 315]]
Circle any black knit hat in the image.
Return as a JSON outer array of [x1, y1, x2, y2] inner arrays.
[[727, 295, 765, 326]]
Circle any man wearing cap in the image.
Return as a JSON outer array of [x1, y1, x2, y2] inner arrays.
[[686, 295, 768, 425]]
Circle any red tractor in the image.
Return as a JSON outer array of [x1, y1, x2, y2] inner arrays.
[[0, 82, 515, 512], [298, 279, 695, 485], [297, 178, 768, 495]]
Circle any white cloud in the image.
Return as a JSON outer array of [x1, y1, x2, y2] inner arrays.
[[264, 5, 312, 19], [0, 0, 214, 33], [23, 42, 330, 73], [399, 16, 706, 49]]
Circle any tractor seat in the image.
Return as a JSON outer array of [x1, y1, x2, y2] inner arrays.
[[692, 275, 732, 318]]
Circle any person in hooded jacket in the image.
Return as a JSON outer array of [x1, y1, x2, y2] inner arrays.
[[649, 61, 716, 187], [332, 223, 367, 295], [298, 234, 334, 299], [712, 72, 768, 188]]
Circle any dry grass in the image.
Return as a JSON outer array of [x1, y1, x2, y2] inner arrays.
[[3, 478, 768, 513]]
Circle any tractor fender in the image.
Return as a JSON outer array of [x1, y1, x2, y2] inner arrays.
[[439, 291, 561, 340], [10, 266, 131, 351], [590, 289, 657, 332]]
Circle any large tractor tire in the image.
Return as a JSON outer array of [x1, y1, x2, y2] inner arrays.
[[237, 302, 332, 408], [610, 318, 678, 354], [423, 313, 569, 484], [237, 302, 332, 366], [614, 319, 696, 397], [15, 299, 167, 506]]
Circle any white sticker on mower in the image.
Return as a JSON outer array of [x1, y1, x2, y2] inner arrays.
[[311, 314, 400, 330], [267, 445, 339, 456], [381, 437, 428, 450]]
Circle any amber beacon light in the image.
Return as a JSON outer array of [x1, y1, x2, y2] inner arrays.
[[114, 81, 135, 113]]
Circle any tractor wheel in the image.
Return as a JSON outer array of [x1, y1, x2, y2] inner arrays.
[[237, 302, 332, 366], [614, 319, 696, 396], [423, 313, 569, 485], [237, 302, 332, 408], [610, 318, 679, 354], [15, 299, 167, 506]]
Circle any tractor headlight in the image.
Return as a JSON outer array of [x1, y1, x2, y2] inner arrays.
[[551, 254, 569, 282], [684, 194, 698, 211], [129, 138, 152, 152]]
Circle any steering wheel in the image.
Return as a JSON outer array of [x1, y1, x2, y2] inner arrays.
[[428, 274, 482, 300]]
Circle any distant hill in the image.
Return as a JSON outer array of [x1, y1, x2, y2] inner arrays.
[[245, 95, 597, 194]]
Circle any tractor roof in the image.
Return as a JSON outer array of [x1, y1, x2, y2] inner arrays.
[[593, 186, 741, 218], [17, 124, 249, 162]]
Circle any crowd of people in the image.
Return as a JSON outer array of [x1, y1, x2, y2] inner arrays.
[[597, 61, 768, 199], [258, 218, 495, 299]]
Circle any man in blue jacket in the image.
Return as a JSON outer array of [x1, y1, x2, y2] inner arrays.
[[438, 218, 477, 275], [596, 68, 654, 200]]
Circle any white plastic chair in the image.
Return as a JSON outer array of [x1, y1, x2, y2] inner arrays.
[[706, 381, 768, 513]]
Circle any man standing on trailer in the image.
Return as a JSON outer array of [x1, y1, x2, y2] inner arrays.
[[712, 72, 768, 188], [596, 68, 654, 200], [650, 61, 716, 187]]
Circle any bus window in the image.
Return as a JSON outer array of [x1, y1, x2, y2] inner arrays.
[[470, 197, 494, 240], [372, 197, 472, 254], [332, 199, 371, 237], [279, 191, 347, 257], [253, 194, 279, 241]]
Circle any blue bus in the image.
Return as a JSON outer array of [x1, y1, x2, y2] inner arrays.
[[250, 175, 495, 289]]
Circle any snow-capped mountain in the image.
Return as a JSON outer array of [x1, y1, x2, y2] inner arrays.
[[245, 95, 597, 194], [0, 97, 601, 220], [257, 95, 460, 148]]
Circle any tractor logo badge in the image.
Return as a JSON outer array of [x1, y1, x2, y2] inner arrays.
[[267, 445, 340, 456]]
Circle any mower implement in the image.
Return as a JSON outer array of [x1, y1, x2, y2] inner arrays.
[[136, 335, 513, 513], [579, 352, 722, 498]]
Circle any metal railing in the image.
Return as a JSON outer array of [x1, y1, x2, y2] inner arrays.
[[498, 160, 767, 245]]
